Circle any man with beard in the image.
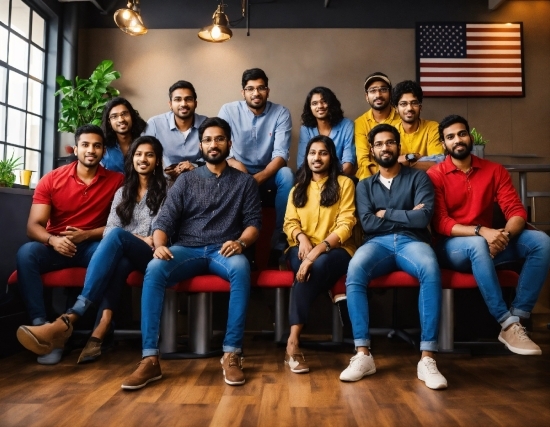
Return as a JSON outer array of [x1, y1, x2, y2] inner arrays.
[[218, 68, 293, 260], [146, 80, 207, 180], [392, 80, 444, 171], [15, 125, 124, 364], [340, 123, 447, 390], [355, 72, 401, 180], [428, 115, 550, 356], [100, 97, 148, 173], [121, 117, 262, 390]]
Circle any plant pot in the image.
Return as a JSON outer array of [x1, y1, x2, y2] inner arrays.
[[472, 145, 485, 159]]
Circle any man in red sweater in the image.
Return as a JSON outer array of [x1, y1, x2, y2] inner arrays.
[[427, 115, 550, 356]]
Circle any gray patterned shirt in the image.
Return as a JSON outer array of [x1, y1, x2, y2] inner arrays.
[[104, 187, 159, 237]]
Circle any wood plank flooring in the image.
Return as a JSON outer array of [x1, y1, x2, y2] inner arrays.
[[1, 320, 550, 427]]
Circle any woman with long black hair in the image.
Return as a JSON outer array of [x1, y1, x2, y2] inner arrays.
[[17, 136, 167, 364], [283, 135, 357, 373]]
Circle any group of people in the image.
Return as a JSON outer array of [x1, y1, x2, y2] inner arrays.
[[13, 68, 550, 392]]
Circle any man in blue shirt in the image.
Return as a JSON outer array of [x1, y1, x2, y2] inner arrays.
[[100, 97, 148, 174], [146, 81, 207, 181], [340, 123, 447, 390], [218, 68, 293, 258]]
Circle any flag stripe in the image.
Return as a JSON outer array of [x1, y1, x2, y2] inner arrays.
[[417, 22, 524, 97]]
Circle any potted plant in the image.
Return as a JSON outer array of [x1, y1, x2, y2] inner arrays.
[[470, 127, 488, 159], [0, 152, 23, 188]]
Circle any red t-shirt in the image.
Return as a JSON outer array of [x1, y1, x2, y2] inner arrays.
[[427, 155, 527, 236], [32, 161, 124, 235]]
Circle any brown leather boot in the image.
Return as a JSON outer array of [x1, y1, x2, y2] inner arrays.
[[17, 315, 73, 355]]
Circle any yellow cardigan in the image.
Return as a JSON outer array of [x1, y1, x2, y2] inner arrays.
[[283, 175, 357, 257]]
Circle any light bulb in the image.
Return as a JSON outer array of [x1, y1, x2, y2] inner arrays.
[[211, 25, 222, 40]]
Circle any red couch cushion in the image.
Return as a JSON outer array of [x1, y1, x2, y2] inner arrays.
[[8, 268, 87, 288]]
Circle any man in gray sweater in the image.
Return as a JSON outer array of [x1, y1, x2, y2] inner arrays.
[[340, 124, 447, 390], [122, 117, 262, 390]]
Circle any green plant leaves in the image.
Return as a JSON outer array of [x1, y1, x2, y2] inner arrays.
[[55, 59, 121, 134], [0, 152, 23, 187]]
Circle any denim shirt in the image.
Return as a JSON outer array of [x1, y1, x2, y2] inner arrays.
[[218, 101, 291, 174], [101, 144, 125, 174]]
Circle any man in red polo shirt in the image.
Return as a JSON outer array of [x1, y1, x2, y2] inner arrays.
[[428, 115, 550, 356], [15, 124, 124, 364]]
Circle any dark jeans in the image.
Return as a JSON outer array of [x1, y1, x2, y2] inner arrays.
[[286, 246, 351, 326], [16, 240, 100, 325]]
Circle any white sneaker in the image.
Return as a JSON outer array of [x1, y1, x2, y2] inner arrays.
[[498, 323, 542, 355], [417, 357, 447, 390], [339, 351, 376, 382]]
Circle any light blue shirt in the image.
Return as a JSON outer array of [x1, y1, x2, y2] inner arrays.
[[218, 101, 292, 174], [297, 118, 356, 170], [101, 144, 126, 174], [145, 111, 207, 168]]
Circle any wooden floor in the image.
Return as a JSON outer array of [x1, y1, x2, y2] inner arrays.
[[1, 320, 550, 427]]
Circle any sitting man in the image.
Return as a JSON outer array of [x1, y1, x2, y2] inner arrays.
[[392, 80, 444, 170], [428, 114, 550, 355], [218, 68, 293, 258], [121, 117, 262, 390], [100, 96, 148, 173], [146, 80, 207, 180], [341, 124, 447, 390], [15, 124, 124, 364]]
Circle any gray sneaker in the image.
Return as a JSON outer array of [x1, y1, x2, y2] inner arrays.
[[339, 351, 376, 382], [498, 322, 542, 355]]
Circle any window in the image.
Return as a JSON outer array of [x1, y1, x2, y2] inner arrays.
[[0, 0, 46, 187]]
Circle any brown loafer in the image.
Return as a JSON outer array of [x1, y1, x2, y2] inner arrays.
[[121, 357, 162, 390], [17, 315, 73, 356], [77, 337, 102, 364], [285, 352, 310, 373]]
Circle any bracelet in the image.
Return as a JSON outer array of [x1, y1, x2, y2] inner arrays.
[[236, 239, 247, 249], [295, 232, 304, 243], [46, 235, 54, 246], [474, 225, 482, 236], [322, 240, 331, 252]]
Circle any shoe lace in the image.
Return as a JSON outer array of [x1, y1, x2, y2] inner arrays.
[[349, 353, 365, 369], [512, 324, 530, 341], [422, 357, 439, 374], [228, 353, 243, 368]]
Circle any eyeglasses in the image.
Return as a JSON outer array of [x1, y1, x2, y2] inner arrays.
[[243, 86, 268, 93], [201, 136, 228, 144], [398, 101, 421, 108], [367, 87, 390, 95], [372, 140, 398, 149], [109, 111, 130, 121], [444, 130, 469, 140]]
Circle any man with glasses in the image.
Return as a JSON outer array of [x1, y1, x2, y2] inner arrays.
[[355, 72, 401, 180], [101, 97, 148, 173], [341, 123, 447, 390], [146, 80, 207, 181], [428, 115, 550, 356], [122, 117, 262, 390], [218, 68, 293, 263], [392, 80, 444, 171]]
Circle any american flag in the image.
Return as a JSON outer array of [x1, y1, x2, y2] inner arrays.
[[416, 23, 524, 97]]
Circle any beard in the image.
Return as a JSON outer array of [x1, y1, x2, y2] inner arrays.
[[202, 147, 229, 165], [374, 150, 399, 168], [448, 142, 473, 160]]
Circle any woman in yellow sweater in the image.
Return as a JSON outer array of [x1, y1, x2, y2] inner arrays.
[[283, 135, 357, 373]]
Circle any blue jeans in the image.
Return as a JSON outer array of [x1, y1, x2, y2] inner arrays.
[[259, 166, 294, 234], [67, 229, 154, 326], [346, 234, 441, 352], [286, 246, 351, 325], [435, 229, 550, 328], [141, 245, 251, 357], [16, 240, 100, 325]]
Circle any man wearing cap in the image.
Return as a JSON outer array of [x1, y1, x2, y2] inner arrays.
[[355, 72, 401, 181]]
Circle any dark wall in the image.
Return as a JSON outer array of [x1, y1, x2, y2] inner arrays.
[[81, 0, 507, 30]]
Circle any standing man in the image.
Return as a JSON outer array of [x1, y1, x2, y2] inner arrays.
[[428, 115, 550, 356], [121, 117, 262, 390], [355, 72, 401, 181], [101, 97, 148, 173], [341, 124, 447, 390], [146, 80, 207, 180], [218, 68, 293, 257], [392, 80, 444, 170], [15, 125, 124, 364]]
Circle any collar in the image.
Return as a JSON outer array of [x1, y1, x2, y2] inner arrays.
[[168, 111, 197, 131], [366, 106, 398, 123], [441, 154, 482, 175], [68, 161, 106, 180], [373, 164, 407, 183], [196, 162, 230, 178], [242, 100, 272, 118]]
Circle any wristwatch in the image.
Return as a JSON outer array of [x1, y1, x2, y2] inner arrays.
[[322, 240, 331, 252], [405, 153, 416, 164]]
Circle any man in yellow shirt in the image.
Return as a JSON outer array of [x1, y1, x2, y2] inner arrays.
[[392, 80, 444, 171], [355, 72, 401, 181]]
